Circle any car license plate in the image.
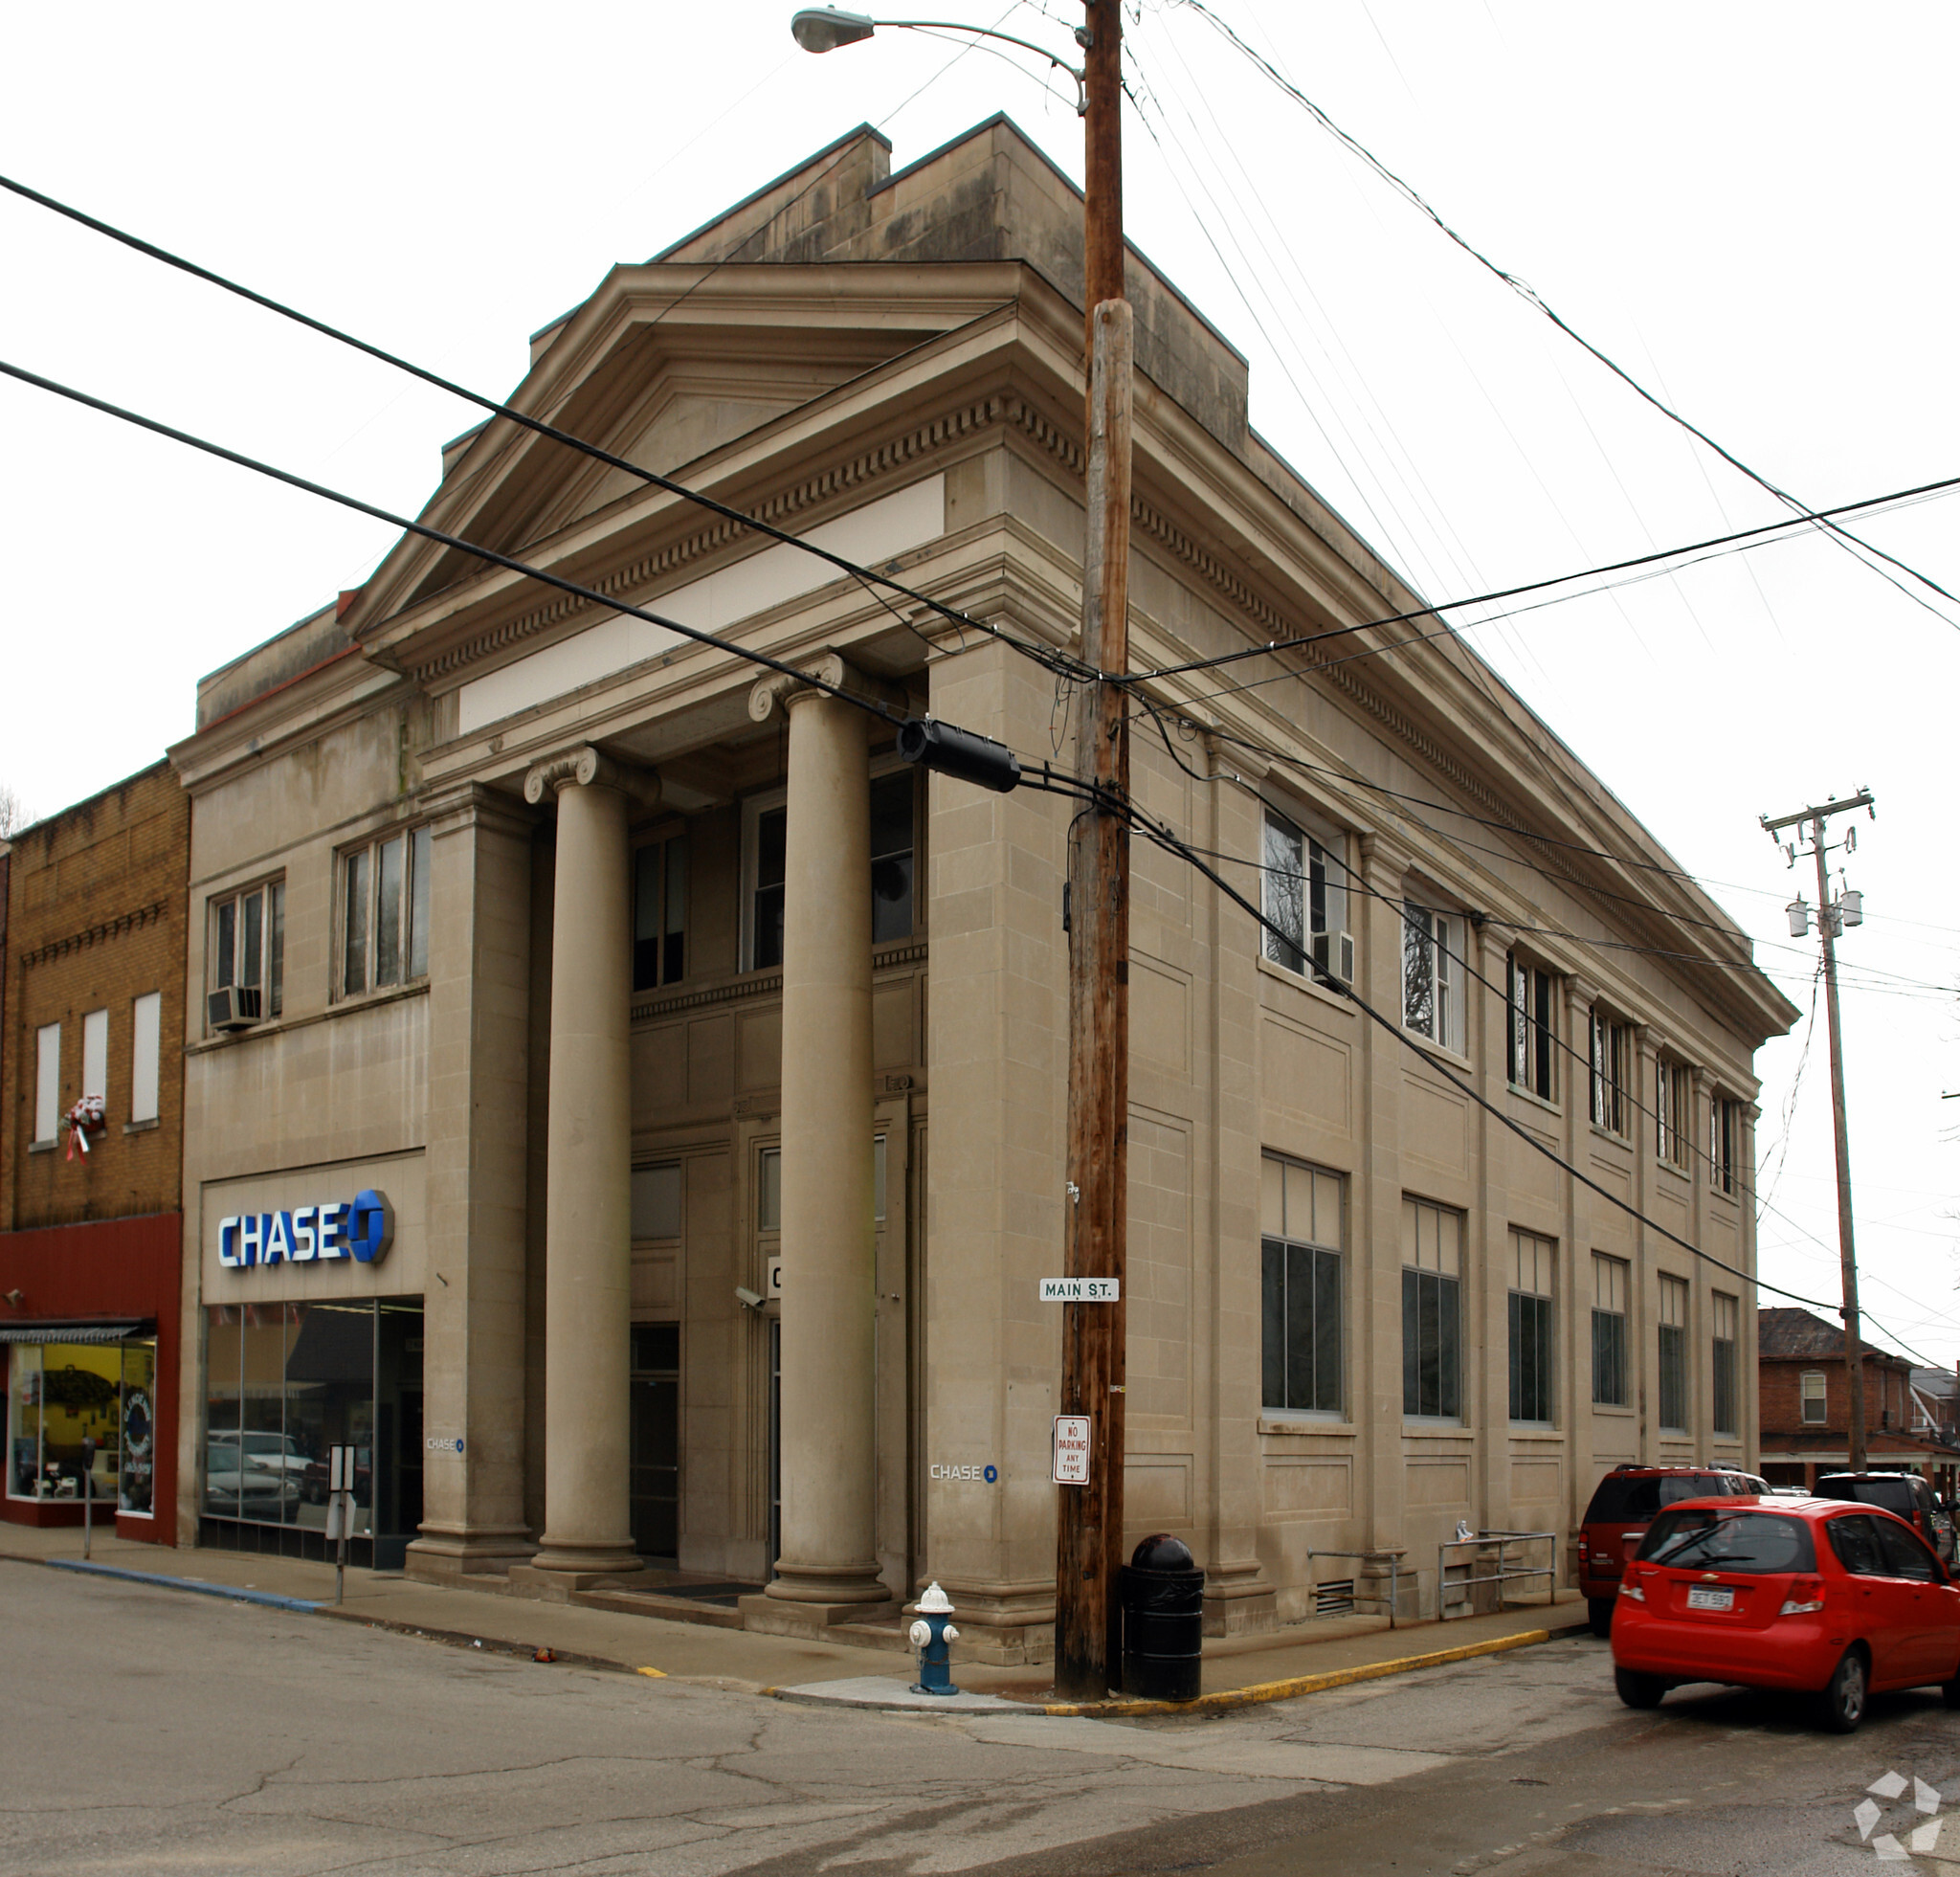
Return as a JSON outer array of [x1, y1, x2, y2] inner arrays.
[[1685, 1585, 1733, 1612]]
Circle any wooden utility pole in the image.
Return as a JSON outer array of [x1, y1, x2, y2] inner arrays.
[[1055, 0, 1132, 1701], [1762, 792, 1875, 1474]]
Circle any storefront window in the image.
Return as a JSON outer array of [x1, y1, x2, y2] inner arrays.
[[202, 1300, 419, 1563], [7, 1337, 157, 1510]]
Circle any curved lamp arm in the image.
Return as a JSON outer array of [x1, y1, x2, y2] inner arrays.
[[791, 8, 1087, 112]]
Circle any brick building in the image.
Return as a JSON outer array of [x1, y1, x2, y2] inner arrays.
[[1, 761, 189, 1541], [1757, 1306, 1960, 1496]]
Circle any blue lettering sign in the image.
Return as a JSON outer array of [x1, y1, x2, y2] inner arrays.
[[217, 1193, 390, 1274]]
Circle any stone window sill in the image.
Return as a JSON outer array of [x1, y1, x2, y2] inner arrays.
[[28, 1140, 56, 1155], [123, 1118, 159, 1136], [1258, 1415, 1355, 1438]]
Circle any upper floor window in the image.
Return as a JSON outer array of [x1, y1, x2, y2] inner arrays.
[[341, 827, 431, 998], [1402, 1197, 1463, 1419], [631, 1162, 682, 1240], [1658, 1273, 1689, 1432], [1261, 807, 1348, 982], [1588, 1008, 1631, 1136], [33, 1023, 60, 1145], [208, 879, 285, 1032], [1591, 1251, 1629, 1407], [634, 835, 687, 993], [1506, 953, 1555, 1102], [1800, 1369, 1828, 1424], [1711, 1291, 1739, 1436], [130, 993, 162, 1126], [1261, 1154, 1344, 1416], [1402, 904, 1465, 1054], [1508, 1230, 1556, 1424], [1709, 1095, 1739, 1196], [1656, 1060, 1691, 1169], [748, 771, 916, 972]]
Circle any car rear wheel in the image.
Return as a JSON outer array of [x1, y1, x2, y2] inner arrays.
[[1614, 1666, 1666, 1709], [1817, 1648, 1868, 1733], [1588, 1598, 1615, 1639]]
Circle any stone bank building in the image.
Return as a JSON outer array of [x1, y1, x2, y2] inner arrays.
[[168, 119, 1794, 1649]]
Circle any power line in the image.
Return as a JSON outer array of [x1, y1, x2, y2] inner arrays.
[[1170, 0, 1960, 631], [0, 168, 1093, 691], [0, 357, 921, 732], [1114, 468, 1960, 691]]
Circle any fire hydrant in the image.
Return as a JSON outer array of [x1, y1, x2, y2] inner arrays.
[[907, 1581, 960, 1695]]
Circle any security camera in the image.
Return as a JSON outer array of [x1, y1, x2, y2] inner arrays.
[[734, 1286, 766, 1312]]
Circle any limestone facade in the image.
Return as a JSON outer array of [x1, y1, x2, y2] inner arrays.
[[167, 119, 1795, 1647]]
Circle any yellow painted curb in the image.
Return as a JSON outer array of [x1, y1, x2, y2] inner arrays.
[[1041, 1624, 1563, 1718], [635, 1666, 667, 1679]]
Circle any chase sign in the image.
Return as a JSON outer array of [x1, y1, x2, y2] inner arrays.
[[218, 1191, 393, 1270]]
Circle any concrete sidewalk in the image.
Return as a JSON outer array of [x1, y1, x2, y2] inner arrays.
[[0, 1523, 1589, 1712]]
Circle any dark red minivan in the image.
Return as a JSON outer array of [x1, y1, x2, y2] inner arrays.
[[1580, 1464, 1770, 1636]]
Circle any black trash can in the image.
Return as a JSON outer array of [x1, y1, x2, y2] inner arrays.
[[1120, 1532, 1204, 1701]]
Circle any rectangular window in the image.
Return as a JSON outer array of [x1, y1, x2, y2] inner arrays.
[[1402, 905, 1464, 1054], [756, 1146, 782, 1233], [1261, 808, 1347, 980], [1658, 1273, 1689, 1433], [1508, 1230, 1556, 1423], [1588, 1009, 1631, 1136], [1506, 953, 1555, 1102], [631, 1162, 683, 1240], [207, 880, 285, 1029], [870, 771, 915, 946], [81, 1008, 109, 1105], [1591, 1252, 1630, 1407], [634, 835, 688, 993], [342, 827, 432, 997], [1709, 1095, 1738, 1195], [1402, 1198, 1462, 1419], [1656, 1061, 1690, 1168], [749, 772, 918, 972], [130, 992, 162, 1124], [34, 1023, 60, 1143], [1801, 1370, 1828, 1425], [1260, 1154, 1344, 1415], [1711, 1291, 1739, 1436]]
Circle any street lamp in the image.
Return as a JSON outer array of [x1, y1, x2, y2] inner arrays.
[[789, 8, 1086, 109]]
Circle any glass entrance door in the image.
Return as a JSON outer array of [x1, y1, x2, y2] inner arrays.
[[631, 1324, 679, 1562]]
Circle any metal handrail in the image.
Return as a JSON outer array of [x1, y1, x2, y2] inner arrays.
[[1437, 1529, 1557, 1621], [1305, 1548, 1401, 1629]]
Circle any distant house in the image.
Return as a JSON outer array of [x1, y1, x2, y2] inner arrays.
[[1758, 1307, 1960, 1496]]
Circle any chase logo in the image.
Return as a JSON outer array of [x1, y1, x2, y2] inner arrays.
[[218, 1190, 393, 1270]]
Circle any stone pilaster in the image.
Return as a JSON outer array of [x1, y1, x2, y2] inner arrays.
[[406, 783, 538, 1584]]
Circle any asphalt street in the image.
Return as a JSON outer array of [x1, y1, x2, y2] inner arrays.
[[3, 1559, 1954, 1876]]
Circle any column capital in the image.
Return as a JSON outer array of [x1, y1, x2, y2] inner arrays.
[[522, 744, 659, 809], [1357, 830, 1414, 890], [747, 651, 907, 726], [419, 779, 538, 842]]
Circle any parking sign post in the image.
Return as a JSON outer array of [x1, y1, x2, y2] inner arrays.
[[325, 1444, 353, 1605]]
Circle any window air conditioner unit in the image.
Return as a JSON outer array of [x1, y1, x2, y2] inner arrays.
[[207, 985, 262, 1033], [1311, 929, 1355, 987]]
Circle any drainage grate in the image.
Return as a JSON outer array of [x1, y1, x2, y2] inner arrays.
[[1314, 1578, 1355, 1617]]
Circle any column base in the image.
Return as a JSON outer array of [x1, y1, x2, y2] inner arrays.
[[1200, 1558, 1277, 1638], [738, 1593, 900, 1639], [762, 1558, 893, 1606], [404, 1526, 539, 1586]]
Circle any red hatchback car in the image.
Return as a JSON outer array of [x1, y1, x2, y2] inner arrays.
[[1612, 1495, 1960, 1732]]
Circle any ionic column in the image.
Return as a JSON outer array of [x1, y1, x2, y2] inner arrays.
[[751, 665, 889, 1617], [521, 745, 654, 1581]]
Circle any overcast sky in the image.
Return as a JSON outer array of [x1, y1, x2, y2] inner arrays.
[[5, 2, 1955, 1366]]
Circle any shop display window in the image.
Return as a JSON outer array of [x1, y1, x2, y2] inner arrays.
[[7, 1337, 158, 1513], [202, 1300, 422, 1563]]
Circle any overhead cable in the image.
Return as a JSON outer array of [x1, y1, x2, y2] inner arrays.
[[1172, 0, 1960, 628]]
